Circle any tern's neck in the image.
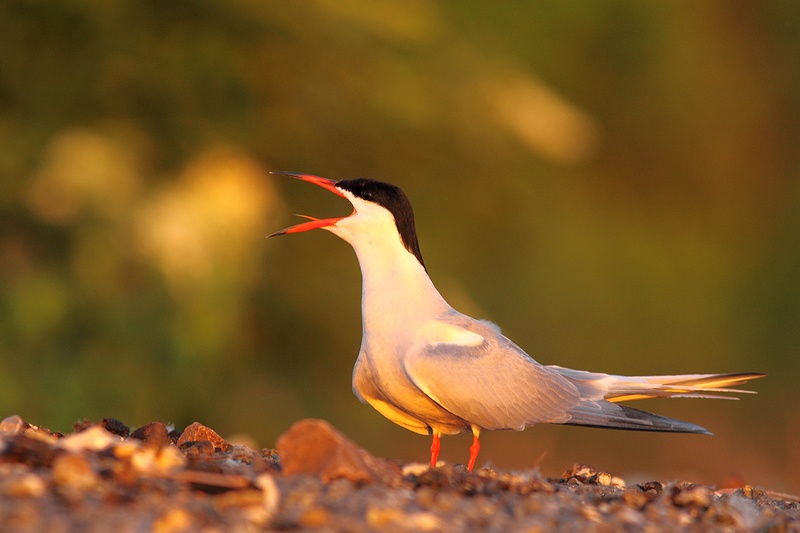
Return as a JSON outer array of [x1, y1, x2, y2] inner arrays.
[[349, 237, 451, 328]]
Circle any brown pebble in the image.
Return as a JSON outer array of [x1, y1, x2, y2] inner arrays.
[[229, 444, 261, 463], [636, 480, 664, 494], [72, 419, 93, 433], [180, 440, 215, 458], [0, 464, 47, 498], [672, 484, 712, 508], [739, 485, 766, 500], [131, 422, 171, 448], [623, 487, 650, 509], [177, 422, 230, 452], [52, 453, 99, 497], [276, 419, 398, 484], [562, 463, 613, 485], [1, 434, 58, 467], [127, 441, 186, 475], [101, 418, 130, 438]]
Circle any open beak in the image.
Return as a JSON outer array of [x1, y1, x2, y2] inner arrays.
[[269, 172, 351, 237]]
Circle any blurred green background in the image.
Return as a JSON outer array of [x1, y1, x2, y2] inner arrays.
[[1, 1, 798, 493]]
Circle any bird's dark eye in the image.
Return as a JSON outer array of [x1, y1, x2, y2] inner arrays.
[[362, 192, 373, 200]]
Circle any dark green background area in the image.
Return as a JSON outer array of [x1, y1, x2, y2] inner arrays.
[[1, 2, 797, 493]]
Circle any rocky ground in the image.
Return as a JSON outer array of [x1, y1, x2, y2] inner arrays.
[[0, 415, 797, 532]]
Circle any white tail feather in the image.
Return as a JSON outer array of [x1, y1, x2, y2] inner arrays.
[[548, 367, 766, 403]]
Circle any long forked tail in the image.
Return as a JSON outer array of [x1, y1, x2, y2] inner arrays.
[[603, 372, 767, 402], [551, 370, 766, 434]]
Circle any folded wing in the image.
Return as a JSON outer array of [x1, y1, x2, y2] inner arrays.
[[404, 315, 765, 434]]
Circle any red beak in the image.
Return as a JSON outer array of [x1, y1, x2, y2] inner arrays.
[[269, 172, 351, 236]]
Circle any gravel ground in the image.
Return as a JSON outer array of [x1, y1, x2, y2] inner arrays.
[[0, 415, 797, 532]]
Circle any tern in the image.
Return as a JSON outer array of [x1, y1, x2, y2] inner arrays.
[[270, 172, 765, 472]]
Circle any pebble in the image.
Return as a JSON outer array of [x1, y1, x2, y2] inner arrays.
[[60, 425, 121, 452], [0, 415, 27, 436], [131, 421, 172, 448], [275, 418, 397, 484], [177, 422, 230, 452], [0, 464, 47, 498], [52, 452, 99, 498], [672, 484, 712, 508], [561, 463, 616, 486]]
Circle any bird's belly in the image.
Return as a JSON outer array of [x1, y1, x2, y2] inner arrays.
[[353, 351, 467, 436]]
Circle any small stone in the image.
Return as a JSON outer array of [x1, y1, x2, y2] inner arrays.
[[623, 487, 649, 509], [22, 424, 59, 445], [672, 484, 712, 508], [180, 440, 215, 458], [611, 476, 626, 488], [409, 466, 453, 490], [402, 463, 431, 477], [0, 415, 27, 436], [1, 434, 58, 467], [112, 440, 140, 460], [260, 448, 281, 472], [72, 419, 93, 433], [595, 472, 612, 486], [229, 444, 262, 465], [738, 485, 765, 500], [276, 419, 398, 483], [131, 422, 171, 448], [561, 463, 613, 485], [52, 453, 99, 497], [130, 443, 186, 474], [155, 444, 187, 472], [177, 422, 230, 452], [101, 418, 130, 438], [0, 464, 47, 498], [60, 425, 120, 452]]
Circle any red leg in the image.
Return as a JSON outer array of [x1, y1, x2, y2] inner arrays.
[[467, 427, 480, 472], [430, 432, 441, 468]]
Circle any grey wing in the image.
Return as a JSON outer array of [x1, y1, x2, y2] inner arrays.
[[403, 320, 583, 431]]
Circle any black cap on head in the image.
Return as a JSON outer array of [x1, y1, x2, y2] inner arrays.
[[337, 178, 425, 268]]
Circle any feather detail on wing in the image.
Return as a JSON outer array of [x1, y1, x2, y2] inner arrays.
[[404, 318, 583, 431]]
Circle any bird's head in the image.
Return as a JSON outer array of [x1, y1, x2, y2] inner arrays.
[[270, 172, 425, 268]]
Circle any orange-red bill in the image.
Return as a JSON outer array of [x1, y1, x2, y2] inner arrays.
[[269, 214, 346, 236], [271, 172, 346, 198], [269, 172, 350, 237]]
